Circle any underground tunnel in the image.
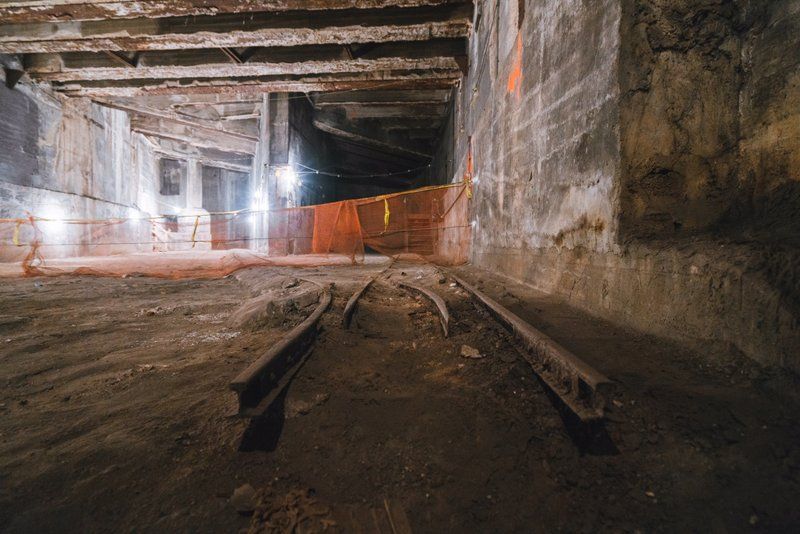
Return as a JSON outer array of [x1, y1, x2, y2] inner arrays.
[[0, 1, 799, 532]]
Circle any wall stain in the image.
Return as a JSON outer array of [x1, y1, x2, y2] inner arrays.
[[553, 215, 606, 246], [506, 33, 523, 99]]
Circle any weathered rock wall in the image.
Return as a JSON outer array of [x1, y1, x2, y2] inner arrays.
[[443, 0, 800, 372], [0, 78, 139, 217], [618, 0, 800, 241], [736, 0, 800, 237], [618, 0, 742, 239]]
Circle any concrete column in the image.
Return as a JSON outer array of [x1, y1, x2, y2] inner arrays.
[[186, 158, 203, 209], [268, 93, 291, 210], [251, 94, 270, 251]]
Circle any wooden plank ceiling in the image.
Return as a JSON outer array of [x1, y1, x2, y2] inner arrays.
[[0, 0, 472, 184]]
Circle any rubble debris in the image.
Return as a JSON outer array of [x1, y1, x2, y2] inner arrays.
[[228, 287, 321, 330], [285, 393, 330, 419], [460, 344, 483, 359], [247, 488, 334, 534], [231, 484, 257, 515]]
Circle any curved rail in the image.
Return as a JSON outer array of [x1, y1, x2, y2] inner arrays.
[[343, 279, 375, 329], [342, 260, 394, 329], [398, 281, 450, 338]]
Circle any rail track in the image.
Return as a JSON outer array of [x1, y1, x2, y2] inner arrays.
[[230, 263, 613, 440]]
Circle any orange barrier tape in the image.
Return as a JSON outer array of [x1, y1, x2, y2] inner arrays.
[[0, 182, 472, 277]]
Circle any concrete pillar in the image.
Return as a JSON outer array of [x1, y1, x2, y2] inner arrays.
[[186, 158, 203, 209], [268, 93, 291, 210], [251, 94, 270, 251]]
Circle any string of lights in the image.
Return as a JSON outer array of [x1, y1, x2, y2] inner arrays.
[[293, 162, 436, 180]]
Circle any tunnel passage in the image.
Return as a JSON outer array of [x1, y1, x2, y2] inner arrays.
[[1, 1, 799, 532]]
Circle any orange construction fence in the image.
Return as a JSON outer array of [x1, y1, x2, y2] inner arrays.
[[0, 183, 470, 279]]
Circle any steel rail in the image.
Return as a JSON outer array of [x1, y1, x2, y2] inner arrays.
[[451, 274, 611, 421]]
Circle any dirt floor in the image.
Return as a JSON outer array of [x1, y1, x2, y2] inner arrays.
[[0, 261, 799, 533]]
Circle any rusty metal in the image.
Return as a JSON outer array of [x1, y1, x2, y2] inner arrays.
[[451, 274, 612, 421], [398, 281, 449, 337], [219, 47, 244, 64], [230, 290, 331, 417], [343, 279, 375, 329], [343, 261, 395, 328]]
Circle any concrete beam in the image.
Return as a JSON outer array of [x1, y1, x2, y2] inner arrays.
[[219, 113, 259, 121], [116, 94, 263, 108], [146, 136, 253, 168], [131, 115, 256, 155], [53, 72, 460, 98], [30, 57, 460, 82], [342, 103, 447, 119], [330, 137, 423, 168], [97, 98, 258, 140], [313, 89, 451, 106], [0, 5, 472, 53], [0, 0, 468, 23], [314, 119, 431, 160], [377, 118, 445, 130], [151, 146, 252, 173], [315, 105, 439, 153]]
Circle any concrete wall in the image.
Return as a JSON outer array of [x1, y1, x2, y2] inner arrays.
[[288, 94, 331, 206], [440, 0, 800, 372], [0, 74, 150, 260], [0, 75, 220, 258], [456, 0, 620, 257], [431, 89, 456, 185], [0, 79, 138, 217]]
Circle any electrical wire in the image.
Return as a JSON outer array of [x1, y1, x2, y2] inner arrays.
[[294, 161, 435, 179], [274, 79, 457, 101]]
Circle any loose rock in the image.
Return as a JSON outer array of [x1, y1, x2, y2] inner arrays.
[[231, 484, 257, 514], [460, 344, 483, 359]]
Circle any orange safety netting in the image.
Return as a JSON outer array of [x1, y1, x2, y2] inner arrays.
[[0, 183, 470, 279]]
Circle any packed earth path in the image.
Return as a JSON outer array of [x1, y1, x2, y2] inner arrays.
[[0, 261, 798, 533]]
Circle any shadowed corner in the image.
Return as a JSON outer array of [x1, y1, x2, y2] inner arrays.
[[238, 386, 288, 453], [537, 374, 620, 456]]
